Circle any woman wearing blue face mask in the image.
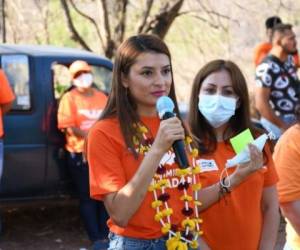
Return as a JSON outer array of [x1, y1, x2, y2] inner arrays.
[[188, 60, 280, 250]]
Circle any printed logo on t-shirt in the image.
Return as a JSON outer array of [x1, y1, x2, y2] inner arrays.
[[161, 169, 193, 188], [79, 109, 103, 130], [78, 109, 103, 119], [196, 159, 219, 172], [156, 151, 193, 188]]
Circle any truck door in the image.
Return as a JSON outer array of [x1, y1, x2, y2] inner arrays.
[[0, 55, 47, 199]]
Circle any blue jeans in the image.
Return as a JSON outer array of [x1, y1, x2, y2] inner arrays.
[[67, 152, 109, 242], [108, 232, 195, 250]]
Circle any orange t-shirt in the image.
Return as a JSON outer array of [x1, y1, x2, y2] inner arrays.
[[198, 141, 278, 250], [87, 116, 199, 239], [0, 70, 15, 137], [57, 88, 107, 153], [254, 42, 272, 66], [254, 42, 300, 66], [273, 125, 300, 249]]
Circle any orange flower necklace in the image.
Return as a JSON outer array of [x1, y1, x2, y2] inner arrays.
[[133, 124, 203, 250]]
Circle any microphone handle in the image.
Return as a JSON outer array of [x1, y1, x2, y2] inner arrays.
[[162, 112, 189, 169], [173, 139, 189, 169]]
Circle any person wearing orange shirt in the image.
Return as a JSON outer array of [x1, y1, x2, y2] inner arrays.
[[57, 60, 108, 249], [273, 117, 300, 250], [86, 35, 266, 250], [188, 60, 279, 250], [0, 69, 15, 235]]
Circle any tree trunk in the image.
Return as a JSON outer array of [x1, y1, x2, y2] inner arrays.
[[1, 0, 6, 43], [60, 0, 92, 51], [145, 0, 184, 39]]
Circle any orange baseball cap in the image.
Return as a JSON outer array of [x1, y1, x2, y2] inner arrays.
[[69, 60, 91, 79]]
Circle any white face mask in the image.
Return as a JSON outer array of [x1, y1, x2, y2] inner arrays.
[[73, 73, 93, 88], [198, 94, 237, 128]]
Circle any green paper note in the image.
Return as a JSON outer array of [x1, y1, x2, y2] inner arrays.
[[230, 129, 254, 154]]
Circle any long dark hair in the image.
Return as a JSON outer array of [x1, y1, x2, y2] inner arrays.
[[188, 60, 254, 153], [101, 34, 182, 155]]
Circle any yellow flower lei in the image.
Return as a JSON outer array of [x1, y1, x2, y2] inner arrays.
[[134, 124, 203, 250]]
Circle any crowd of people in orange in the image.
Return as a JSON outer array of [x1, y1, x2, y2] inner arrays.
[[1, 15, 300, 250]]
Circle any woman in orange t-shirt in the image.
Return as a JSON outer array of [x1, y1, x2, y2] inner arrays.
[[188, 60, 279, 250], [57, 60, 108, 249], [273, 121, 300, 250], [86, 35, 265, 250]]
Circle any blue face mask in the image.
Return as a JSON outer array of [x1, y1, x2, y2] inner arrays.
[[198, 94, 237, 128]]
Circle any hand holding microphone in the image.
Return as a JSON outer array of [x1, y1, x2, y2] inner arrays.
[[155, 96, 189, 169]]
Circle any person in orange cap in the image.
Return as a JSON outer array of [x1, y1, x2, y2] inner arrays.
[[57, 60, 108, 249]]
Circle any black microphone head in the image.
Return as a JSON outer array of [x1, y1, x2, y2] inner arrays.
[[156, 96, 175, 119]]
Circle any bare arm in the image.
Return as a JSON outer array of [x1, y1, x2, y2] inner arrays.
[[255, 87, 287, 129], [259, 186, 280, 250], [103, 117, 184, 227], [280, 200, 300, 235], [198, 144, 264, 212], [65, 127, 87, 138]]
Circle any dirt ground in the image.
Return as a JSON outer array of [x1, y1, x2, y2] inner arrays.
[[0, 201, 286, 250], [0, 200, 107, 250]]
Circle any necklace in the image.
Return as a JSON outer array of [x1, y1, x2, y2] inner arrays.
[[133, 124, 203, 250]]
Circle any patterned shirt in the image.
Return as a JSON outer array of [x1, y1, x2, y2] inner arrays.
[[255, 55, 299, 121]]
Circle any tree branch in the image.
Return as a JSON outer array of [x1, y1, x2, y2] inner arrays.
[[60, 0, 92, 51], [100, 0, 114, 58], [100, 0, 111, 43], [114, 0, 128, 46], [190, 15, 219, 29], [1, 0, 6, 42], [137, 0, 153, 34], [144, 0, 184, 39], [193, 0, 240, 28], [69, 0, 105, 50], [33, 0, 50, 43]]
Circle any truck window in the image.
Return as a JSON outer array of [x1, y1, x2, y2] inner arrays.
[[1, 55, 31, 111], [53, 63, 112, 99]]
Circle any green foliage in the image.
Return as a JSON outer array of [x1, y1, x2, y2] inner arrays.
[[54, 83, 69, 99], [47, 0, 95, 49]]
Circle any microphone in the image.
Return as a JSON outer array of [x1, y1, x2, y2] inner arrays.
[[156, 96, 189, 169]]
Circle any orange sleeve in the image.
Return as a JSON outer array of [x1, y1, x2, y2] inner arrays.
[[0, 70, 15, 104], [262, 142, 278, 187], [254, 52, 267, 66], [87, 123, 126, 200], [57, 92, 76, 129], [273, 132, 300, 203], [254, 43, 272, 66]]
